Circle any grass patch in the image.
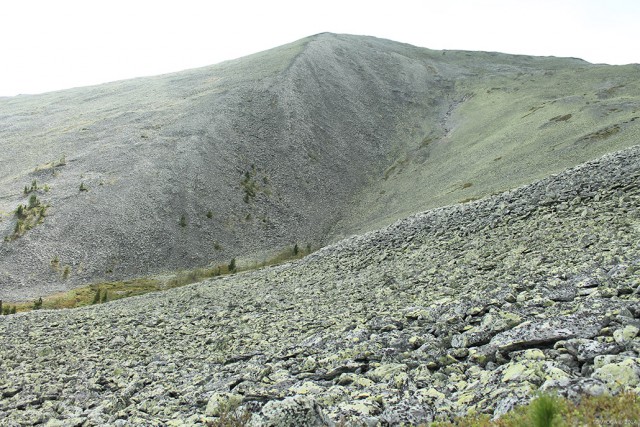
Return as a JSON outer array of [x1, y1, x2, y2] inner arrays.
[[34, 155, 66, 172], [5, 195, 48, 241], [431, 392, 640, 426], [205, 401, 251, 427], [4, 244, 314, 313]]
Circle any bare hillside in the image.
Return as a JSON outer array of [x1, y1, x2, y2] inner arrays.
[[1, 33, 639, 300]]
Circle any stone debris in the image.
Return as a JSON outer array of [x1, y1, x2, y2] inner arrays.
[[0, 145, 639, 425]]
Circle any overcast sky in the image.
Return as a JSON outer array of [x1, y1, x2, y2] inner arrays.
[[1, 0, 638, 96]]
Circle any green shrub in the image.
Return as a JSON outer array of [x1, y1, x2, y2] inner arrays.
[[228, 258, 236, 273], [33, 297, 43, 310], [92, 290, 101, 304], [101, 290, 108, 303], [207, 211, 213, 219], [10, 306, 16, 314], [205, 401, 251, 427], [180, 215, 187, 227], [293, 244, 299, 256], [529, 394, 561, 427], [28, 194, 39, 208], [79, 182, 88, 192]]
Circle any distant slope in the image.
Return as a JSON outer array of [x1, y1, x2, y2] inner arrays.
[[1, 33, 639, 300]]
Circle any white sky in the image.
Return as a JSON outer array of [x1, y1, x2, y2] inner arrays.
[[1, 0, 639, 96]]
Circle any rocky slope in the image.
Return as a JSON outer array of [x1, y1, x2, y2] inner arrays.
[[1, 145, 638, 426], [2, 33, 640, 300]]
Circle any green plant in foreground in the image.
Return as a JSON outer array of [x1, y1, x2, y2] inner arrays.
[[33, 297, 43, 310], [205, 402, 251, 427], [432, 392, 640, 426], [79, 182, 88, 192], [180, 215, 187, 227], [529, 394, 561, 427], [228, 258, 236, 273]]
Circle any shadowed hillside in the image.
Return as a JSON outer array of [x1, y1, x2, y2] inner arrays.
[[1, 33, 639, 300]]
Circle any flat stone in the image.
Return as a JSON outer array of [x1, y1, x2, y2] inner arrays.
[[564, 338, 622, 362], [486, 312, 608, 352], [252, 396, 332, 427], [613, 325, 639, 346]]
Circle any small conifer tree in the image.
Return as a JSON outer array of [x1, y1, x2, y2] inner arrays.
[[29, 194, 39, 208]]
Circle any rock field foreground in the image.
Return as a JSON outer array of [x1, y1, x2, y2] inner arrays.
[[1, 145, 640, 426]]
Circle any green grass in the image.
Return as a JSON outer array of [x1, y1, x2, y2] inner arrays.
[[198, 393, 640, 426], [431, 393, 640, 427], [6, 244, 312, 313]]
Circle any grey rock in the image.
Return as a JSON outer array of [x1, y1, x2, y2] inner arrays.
[[564, 338, 622, 362], [485, 312, 608, 353], [250, 396, 332, 427]]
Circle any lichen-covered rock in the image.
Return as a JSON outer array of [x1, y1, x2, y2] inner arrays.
[[563, 338, 622, 362], [0, 145, 639, 425], [205, 392, 244, 417], [592, 357, 640, 393], [485, 311, 609, 353], [251, 396, 332, 427], [613, 325, 640, 346]]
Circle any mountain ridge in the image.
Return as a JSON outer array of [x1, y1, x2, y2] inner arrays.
[[1, 33, 639, 301]]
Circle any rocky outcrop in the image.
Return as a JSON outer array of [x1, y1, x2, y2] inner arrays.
[[0, 145, 639, 425]]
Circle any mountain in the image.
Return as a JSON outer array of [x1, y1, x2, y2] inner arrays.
[[1, 33, 639, 301], [1, 142, 639, 425], [1, 33, 640, 425]]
